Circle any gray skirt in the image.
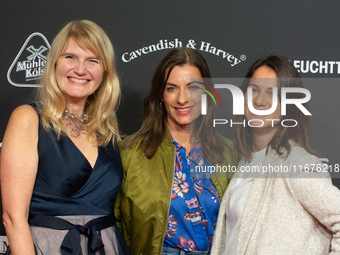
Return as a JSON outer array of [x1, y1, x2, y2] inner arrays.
[[7, 215, 130, 255]]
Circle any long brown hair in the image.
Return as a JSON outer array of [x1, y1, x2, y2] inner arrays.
[[234, 55, 317, 159], [123, 47, 228, 164]]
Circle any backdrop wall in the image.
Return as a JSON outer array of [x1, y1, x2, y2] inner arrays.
[[1, 0, 339, 249]]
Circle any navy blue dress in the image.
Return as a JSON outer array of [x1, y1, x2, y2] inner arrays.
[[20, 111, 129, 255]]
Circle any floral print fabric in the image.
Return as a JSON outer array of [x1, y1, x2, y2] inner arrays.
[[163, 140, 220, 251]]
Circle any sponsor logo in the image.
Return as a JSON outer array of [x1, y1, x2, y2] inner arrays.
[[122, 39, 182, 62], [122, 38, 246, 67], [7, 32, 50, 87], [293, 60, 340, 74]]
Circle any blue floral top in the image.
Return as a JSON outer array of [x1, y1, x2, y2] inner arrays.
[[163, 140, 220, 251]]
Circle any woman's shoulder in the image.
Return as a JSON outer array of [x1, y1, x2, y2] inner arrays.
[[118, 136, 142, 151], [268, 140, 317, 161], [271, 141, 323, 174], [2, 104, 39, 152], [118, 137, 144, 165], [10, 104, 39, 125], [288, 141, 318, 161]]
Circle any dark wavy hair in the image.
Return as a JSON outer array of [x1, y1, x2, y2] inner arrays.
[[233, 55, 317, 159], [123, 47, 228, 164]]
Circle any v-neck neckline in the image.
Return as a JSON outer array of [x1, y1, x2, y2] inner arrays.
[[63, 133, 99, 169]]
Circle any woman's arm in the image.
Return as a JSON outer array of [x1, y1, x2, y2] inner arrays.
[[0, 105, 39, 255], [289, 155, 340, 254]]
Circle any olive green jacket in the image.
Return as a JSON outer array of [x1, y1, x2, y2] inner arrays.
[[115, 129, 241, 255]]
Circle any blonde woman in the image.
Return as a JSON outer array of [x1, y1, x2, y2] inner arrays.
[[1, 20, 129, 255]]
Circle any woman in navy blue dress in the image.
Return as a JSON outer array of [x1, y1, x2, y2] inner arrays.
[[0, 20, 129, 255]]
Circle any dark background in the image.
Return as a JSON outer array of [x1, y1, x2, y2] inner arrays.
[[1, 0, 340, 239]]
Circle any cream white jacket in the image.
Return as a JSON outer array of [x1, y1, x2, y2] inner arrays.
[[211, 142, 340, 255]]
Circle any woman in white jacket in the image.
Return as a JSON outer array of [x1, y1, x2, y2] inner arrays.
[[211, 55, 340, 255]]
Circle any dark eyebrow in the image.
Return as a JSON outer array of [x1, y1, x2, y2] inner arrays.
[[189, 81, 202, 85], [165, 82, 178, 86], [165, 82, 196, 86], [248, 83, 259, 88], [248, 84, 273, 91]]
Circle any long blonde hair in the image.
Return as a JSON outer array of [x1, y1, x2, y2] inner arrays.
[[38, 20, 120, 146]]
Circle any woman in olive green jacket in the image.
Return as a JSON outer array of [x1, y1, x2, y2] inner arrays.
[[115, 48, 241, 255]]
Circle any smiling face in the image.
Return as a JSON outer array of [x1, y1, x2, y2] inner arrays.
[[245, 66, 281, 132], [163, 64, 204, 131], [55, 37, 104, 105]]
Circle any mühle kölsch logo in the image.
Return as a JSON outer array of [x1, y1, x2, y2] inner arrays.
[[7, 32, 50, 87]]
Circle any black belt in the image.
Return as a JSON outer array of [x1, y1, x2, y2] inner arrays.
[[29, 214, 116, 255]]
